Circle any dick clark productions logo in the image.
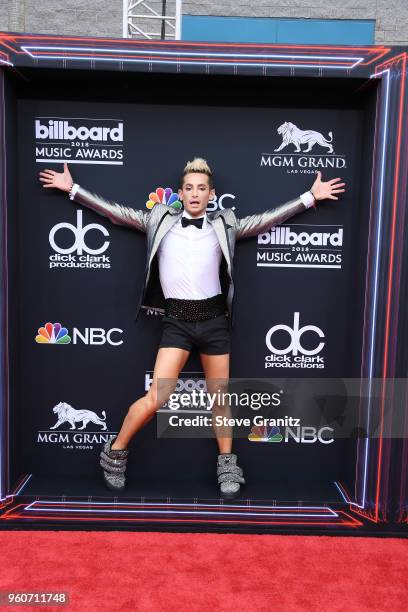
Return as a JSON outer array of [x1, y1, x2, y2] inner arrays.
[[48, 210, 111, 270], [265, 312, 325, 369]]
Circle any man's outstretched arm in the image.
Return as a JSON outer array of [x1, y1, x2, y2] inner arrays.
[[235, 171, 346, 240], [38, 163, 148, 232]]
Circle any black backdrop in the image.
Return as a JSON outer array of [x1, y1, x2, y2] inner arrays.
[[9, 85, 372, 501]]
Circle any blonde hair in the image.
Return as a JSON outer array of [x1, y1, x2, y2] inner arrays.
[[180, 157, 214, 188]]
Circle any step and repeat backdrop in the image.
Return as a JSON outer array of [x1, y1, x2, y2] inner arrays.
[[12, 98, 366, 498]]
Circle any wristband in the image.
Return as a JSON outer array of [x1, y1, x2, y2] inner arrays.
[[299, 191, 316, 209], [68, 183, 79, 200]]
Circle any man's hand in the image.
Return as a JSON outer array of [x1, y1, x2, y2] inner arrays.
[[38, 162, 73, 193], [310, 171, 345, 201]]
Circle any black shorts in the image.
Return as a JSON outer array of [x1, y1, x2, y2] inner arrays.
[[159, 314, 230, 355]]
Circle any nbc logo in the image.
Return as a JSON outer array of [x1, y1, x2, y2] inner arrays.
[[248, 424, 283, 443], [146, 187, 182, 210], [248, 423, 334, 444], [35, 322, 123, 346], [35, 322, 71, 345]]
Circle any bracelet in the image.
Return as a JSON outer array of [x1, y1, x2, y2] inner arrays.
[[68, 182, 76, 200]]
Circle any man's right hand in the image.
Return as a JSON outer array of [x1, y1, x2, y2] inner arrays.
[[38, 162, 74, 193]]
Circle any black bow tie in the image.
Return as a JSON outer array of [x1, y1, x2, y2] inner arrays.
[[181, 216, 204, 229]]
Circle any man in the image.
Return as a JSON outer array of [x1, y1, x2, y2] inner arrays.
[[39, 159, 345, 498]]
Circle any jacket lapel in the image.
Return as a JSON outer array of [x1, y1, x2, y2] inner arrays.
[[149, 210, 181, 266], [207, 216, 232, 274]]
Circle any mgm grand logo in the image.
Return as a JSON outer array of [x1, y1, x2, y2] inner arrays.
[[37, 402, 116, 450], [261, 121, 346, 173]]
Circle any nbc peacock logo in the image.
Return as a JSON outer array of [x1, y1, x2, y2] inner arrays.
[[35, 322, 71, 345], [146, 187, 182, 210], [248, 423, 283, 443]]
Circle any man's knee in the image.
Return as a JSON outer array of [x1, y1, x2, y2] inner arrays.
[[207, 382, 229, 403], [144, 391, 160, 414], [128, 392, 159, 417]]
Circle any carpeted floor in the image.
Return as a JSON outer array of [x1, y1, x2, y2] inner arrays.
[[0, 531, 407, 611]]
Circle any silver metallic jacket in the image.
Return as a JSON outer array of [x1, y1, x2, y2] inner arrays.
[[72, 185, 307, 322]]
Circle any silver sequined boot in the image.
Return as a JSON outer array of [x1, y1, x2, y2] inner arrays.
[[99, 437, 129, 491], [217, 453, 245, 499]]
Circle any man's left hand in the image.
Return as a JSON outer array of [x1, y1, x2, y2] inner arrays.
[[310, 171, 346, 201]]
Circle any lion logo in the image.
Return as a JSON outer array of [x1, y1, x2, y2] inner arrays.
[[274, 121, 334, 154], [50, 401, 107, 430]]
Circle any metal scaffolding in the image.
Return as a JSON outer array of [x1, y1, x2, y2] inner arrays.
[[123, 0, 182, 40]]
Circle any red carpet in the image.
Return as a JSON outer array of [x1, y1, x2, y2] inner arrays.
[[0, 531, 407, 611]]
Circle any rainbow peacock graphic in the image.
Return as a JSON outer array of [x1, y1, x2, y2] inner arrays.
[[146, 187, 182, 210], [248, 423, 283, 443]]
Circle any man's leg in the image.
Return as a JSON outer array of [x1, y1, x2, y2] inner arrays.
[[100, 346, 190, 490], [200, 353, 231, 454], [201, 352, 245, 499], [111, 347, 190, 450]]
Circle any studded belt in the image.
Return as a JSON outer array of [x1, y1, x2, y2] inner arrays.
[[164, 294, 226, 322]]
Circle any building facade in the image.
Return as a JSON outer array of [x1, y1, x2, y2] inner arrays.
[[0, 1, 407, 46]]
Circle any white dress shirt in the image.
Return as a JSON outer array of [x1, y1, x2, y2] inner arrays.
[[158, 211, 222, 300]]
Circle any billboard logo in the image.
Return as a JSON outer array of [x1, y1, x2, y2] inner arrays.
[[35, 322, 123, 346], [257, 225, 343, 270], [35, 117, 124, 165], [265, 312, 325, 369], [259, 226, 343, 247], [49, 211, 111, 269], [35, 119, 123, 142]]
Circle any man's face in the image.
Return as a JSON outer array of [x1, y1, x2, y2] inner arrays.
[[178, 172, 215, 218]]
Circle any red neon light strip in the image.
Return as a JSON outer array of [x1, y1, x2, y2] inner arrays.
[[0, 32, 387, 52], [375, 53, 407, 522], [375, 52, 407, 72], [0, 40, 17, 54], [347, 505, 381, 524], [0, 33, 391, 67], [2, 504, 362, 526], [6, 515, 363, 526]]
